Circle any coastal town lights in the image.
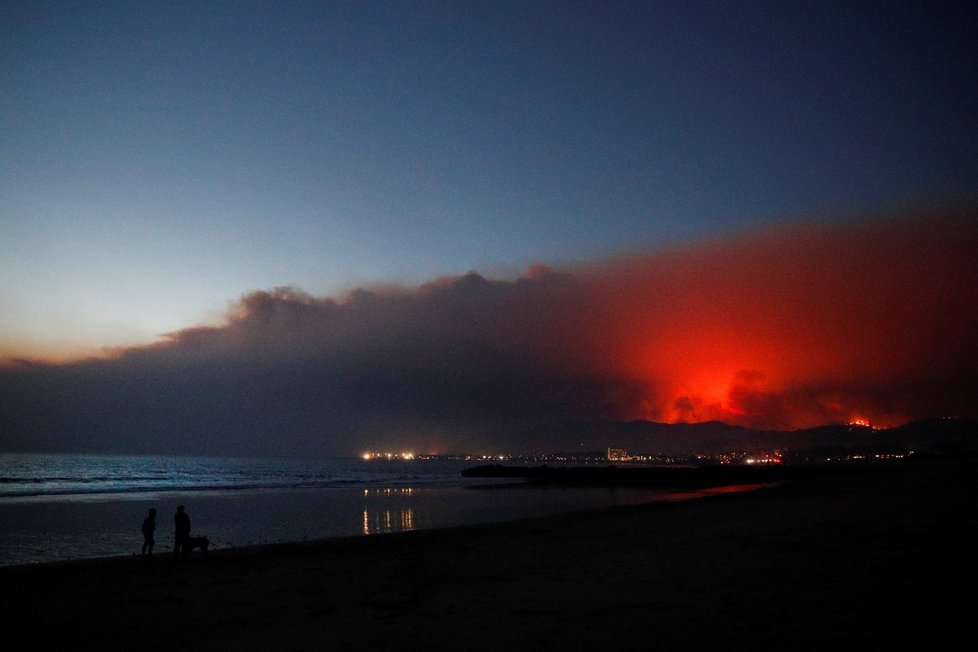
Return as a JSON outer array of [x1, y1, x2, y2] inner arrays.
[[361, 451, 416, 461]]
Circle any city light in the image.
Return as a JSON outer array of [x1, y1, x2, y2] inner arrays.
[[744, 455, 782, 465], [361, 451, 416, 461]]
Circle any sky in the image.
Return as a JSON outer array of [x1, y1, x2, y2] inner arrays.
[[1, 1, 976, 456]]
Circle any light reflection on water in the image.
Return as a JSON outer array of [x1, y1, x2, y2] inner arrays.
[[364, 488, 416, 497], [363, 508, 415, 535], [362, 487, 417, 535]]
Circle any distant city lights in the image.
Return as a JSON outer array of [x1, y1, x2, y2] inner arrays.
[[744, 455, 783, 465], [362, 451, 415, 461], [360, 435, 920, 466], [361, 451, 509, 462]]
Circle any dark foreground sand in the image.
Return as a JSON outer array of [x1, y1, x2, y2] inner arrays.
[[2, 458, 975, 651]]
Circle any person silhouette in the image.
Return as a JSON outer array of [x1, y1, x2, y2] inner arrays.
[[141, 508, 156, 557], [173, 505, 190, 560]]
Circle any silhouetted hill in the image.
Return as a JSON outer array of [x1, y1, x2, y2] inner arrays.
[[554, 417, 977, 457]]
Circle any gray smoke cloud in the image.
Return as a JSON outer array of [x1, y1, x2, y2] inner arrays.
[[1, 211, 975, 456]]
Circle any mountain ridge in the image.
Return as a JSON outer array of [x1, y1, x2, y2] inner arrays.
[[551, 416, 977, 457]]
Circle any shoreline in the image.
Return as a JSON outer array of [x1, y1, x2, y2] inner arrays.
[[2, 457, 975, 649], [0, 480, 782, 572], [0, 479, 780, 573], [0, 479, 724, 568]]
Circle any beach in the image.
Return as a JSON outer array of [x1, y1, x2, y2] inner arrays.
[[2, 457, 974, 650]]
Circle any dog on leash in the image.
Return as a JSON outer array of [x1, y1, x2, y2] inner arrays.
[[183, 536, 209, 558]]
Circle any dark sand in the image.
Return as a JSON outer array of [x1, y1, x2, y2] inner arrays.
[[2, 458, 974, 650]]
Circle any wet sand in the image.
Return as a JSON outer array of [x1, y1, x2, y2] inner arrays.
[[2, 458, 974, 650]]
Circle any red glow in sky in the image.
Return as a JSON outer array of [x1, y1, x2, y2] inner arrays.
[[563, 213, 978, 429]]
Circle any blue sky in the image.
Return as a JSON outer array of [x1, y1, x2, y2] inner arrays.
[[2, 0, 976, 359]]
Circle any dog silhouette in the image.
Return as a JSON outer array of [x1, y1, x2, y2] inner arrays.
[[183, 536, 209, 558]]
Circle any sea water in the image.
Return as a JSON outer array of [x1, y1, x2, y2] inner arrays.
[[0, 453, 730, 567]]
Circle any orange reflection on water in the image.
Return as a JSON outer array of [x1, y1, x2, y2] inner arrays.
[[657, 482, 783, 503], [362, 487, 417, 535], [362, 507, 415, 535]]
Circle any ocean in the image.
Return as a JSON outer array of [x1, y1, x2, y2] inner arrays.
[[0, 453, 744, 567]]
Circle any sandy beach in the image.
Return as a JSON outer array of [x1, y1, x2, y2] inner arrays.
[[2, 457, 974, 651]]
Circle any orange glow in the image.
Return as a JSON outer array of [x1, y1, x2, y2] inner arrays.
[[551, 213, 978, 429]]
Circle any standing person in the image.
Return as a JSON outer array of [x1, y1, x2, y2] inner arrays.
[[141, 508, 156, 558], [173, 505, 190, 560]]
